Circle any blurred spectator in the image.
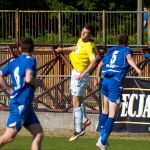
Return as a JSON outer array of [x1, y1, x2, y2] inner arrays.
[[143, 7, 148, 32]]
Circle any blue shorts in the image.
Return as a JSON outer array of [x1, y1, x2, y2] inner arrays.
[[7, 96, 39, 131], [101, 77, 123, 104]]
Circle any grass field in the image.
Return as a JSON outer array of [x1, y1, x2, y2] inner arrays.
[[0, 136, 150, 150]]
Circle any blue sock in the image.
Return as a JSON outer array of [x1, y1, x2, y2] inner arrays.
[[101, 117, 115, 145], [99, 113, 108, 137]]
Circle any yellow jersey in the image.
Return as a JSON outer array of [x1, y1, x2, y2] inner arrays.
[[69, 38, 96, 72]]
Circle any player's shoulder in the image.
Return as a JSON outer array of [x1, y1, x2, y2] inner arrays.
[[26, 56, 36, 65], [9, 58, 16, 63], [108, 46, 118, 53], [20, 54, 36, 65], [87, 39, 95, 48], [123, 46, 133, 52], [21, 55, 36, 61], [6, 58, 16, 67], [26, 55, 35, 60]]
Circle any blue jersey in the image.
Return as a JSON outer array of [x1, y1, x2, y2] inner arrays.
[[102, 46, 133, 82], [1, 54, 36, 103]]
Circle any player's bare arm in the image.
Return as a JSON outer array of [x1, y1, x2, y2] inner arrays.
[[0, 71, 13, 94], [94, 61, 104, 87], [25, 69, 46, 88], [76, 59, 97, 80], [55, 46, 76, 52], [126, 54, 142, 76]]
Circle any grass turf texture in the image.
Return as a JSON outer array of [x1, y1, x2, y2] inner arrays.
[[0, 136, 150, 150]]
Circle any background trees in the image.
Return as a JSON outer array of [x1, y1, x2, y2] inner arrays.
[[0, 0, 144, 11]]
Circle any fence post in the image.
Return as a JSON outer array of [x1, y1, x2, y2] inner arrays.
[[148, 8, 150, 48], [15, 9, 19, 45], [137, 0, 143, 46], [58, 10, 64, 108], [58, 10, 62, 45], [102, 10, 106, 47]]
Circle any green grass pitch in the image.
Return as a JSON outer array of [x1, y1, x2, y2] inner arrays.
[[0, 136, 150, 150]]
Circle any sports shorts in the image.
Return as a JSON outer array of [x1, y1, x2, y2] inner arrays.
[[7, 96, 39, 131], [101, 77, 123, 104], [70, 69, 89, 96]]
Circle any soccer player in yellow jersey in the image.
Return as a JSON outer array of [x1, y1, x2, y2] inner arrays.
[[55, 24, 97, 141]]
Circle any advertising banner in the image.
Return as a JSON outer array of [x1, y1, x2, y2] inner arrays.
[[113, 78, 150, 133]]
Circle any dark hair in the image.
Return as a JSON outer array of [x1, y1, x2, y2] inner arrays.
[[117, 33, 128, 45], [19, 38, 34, 52], [84, 24, 95, 36]]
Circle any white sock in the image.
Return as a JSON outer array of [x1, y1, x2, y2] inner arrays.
[[74, 107, 83, 133], [81, 103, 87, 124]]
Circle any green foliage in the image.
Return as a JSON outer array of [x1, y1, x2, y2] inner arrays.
[[32, 32, 59, 45], [129, 34, 137, 45], [47, 0, 75, 10], [0, 0, 138, 11], [0, 33, 143, 46], [77, 0, 97, 11], [62, 33, 78, 44]]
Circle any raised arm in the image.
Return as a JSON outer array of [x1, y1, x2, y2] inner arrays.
[[126, 54, 142, 76], [55, 46, 76, 52]]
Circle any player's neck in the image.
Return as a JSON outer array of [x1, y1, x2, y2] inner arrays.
[[82, 38, 89, 42]]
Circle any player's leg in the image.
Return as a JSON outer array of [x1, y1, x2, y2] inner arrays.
[[80, 75, 91, 129], [100, 95, 109, 136], [101, 101, 117, 145], [99, 78, 122, 148], [81, 102, 91, 130], [98, 78, 109, 136], [0, 127, 17, 148], [70, 70, 91, 141], [69, 70, 84, 141], [26, 123, 44, 150], [69, 95, 84, 141], [96, 95, 109, 150], [24, 108, 44, 150], [0, 100, 23, 147]]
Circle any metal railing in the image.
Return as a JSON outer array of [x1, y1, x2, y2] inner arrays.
[[0, 10, 147, 46]]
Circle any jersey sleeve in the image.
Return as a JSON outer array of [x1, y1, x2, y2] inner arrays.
[[101, 48, 112, 64], [126, 47, 133, 57], [26, 58, 36, 77], [88, 43, 96, 61], [1, 62, 11, 76]]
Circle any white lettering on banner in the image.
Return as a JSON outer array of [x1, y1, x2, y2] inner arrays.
[[128, 94, 137, 117], [136, 94, 145, 118], [120, 94, 150, 118], [120, 94, 130, 117], [142, 95, 150, 118]]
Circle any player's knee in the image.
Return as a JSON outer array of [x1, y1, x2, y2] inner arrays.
[[40, 131, 44, 140], [35, 131, 44, 142]]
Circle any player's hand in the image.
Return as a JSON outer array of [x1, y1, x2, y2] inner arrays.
[[55, 47, 62, 52], [137, 69, 142, 76], [76, 73, 85, 81], [36, 78, 47, 89], [94, 77, 101, 87], [6, 86, 14, 95]]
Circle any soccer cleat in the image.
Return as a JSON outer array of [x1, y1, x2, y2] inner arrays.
[[83, 119, 91, 130], [96, 137, 107, 150], [69, 130, 84, 141]]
